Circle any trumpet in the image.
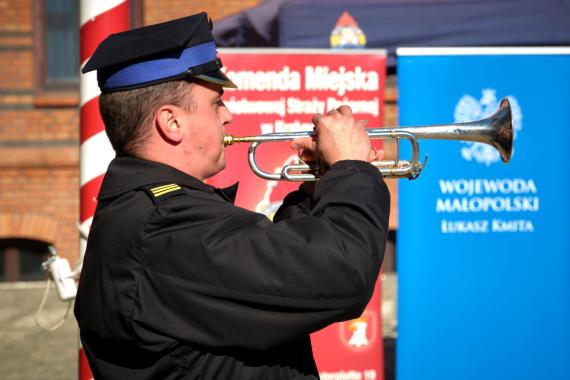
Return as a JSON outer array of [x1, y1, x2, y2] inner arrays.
[[223, 98, 513, 181]]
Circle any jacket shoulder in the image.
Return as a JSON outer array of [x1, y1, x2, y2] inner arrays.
[[142, 183, 187, 205]]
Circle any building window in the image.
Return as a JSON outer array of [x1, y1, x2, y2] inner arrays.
[[44, 0, 79, 86], [35, 0, 143, 92], [0, 239, 50, 282]]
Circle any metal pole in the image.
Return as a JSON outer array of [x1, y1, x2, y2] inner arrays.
[[79, 1, 130, 378]]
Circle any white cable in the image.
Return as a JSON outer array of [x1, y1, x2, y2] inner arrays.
[[34, 278, 74, 332]]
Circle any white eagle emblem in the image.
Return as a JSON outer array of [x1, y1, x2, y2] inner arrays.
[[454, 89, 522, 165]]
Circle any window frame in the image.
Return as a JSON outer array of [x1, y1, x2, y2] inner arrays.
[[0, 239, 50, 282], [33, 0, 79, 93], [33, 0, 143, 97]]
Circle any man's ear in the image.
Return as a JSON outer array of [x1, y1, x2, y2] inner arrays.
[[155, 105, 184, 144]]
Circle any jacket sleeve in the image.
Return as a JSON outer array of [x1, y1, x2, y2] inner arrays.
[[132, 160, 390, 351], [273, 183, 314, 221]]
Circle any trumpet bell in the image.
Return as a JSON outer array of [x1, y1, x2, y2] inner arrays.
[[491, 98, 513, 163]]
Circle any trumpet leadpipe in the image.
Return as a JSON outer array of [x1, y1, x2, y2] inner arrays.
[[223, 131, 313, 147]]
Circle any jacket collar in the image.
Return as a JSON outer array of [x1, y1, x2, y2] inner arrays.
[[98, 156, 238, 203]]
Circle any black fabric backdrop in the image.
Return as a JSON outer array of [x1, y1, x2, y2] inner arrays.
[[213, 0, 570, 67]]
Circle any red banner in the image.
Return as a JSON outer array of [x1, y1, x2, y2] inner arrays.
[[314, 278, 383, 380], [210, 49, 387, 379]]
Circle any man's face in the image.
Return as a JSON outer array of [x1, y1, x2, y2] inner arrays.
[[180, 80, 232, 180]]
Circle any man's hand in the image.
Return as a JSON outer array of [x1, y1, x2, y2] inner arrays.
[[312, 105, 373, 166], [292, 105, 383, 166], [290, 106, 384, 195]]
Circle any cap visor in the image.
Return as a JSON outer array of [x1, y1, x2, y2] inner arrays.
[[195, 69, 237, 88]]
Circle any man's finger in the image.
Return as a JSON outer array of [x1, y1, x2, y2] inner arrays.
[[355, 119, 368, 129], [336, 105, 353, 116], [367, 148, 386, 162], [299, 150, 319, 162], [376, 148, 385, 161], [291, 137, 316, 151], [311, 113, 323, 125], [368, 147, 378, 162]]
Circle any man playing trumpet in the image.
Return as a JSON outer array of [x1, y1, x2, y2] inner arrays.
[[75, 12, 390, 379]]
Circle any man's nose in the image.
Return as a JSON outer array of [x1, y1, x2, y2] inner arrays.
[[221, 104, 233, 126]]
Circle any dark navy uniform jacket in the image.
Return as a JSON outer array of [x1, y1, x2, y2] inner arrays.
[[74, 156, 390, 379]]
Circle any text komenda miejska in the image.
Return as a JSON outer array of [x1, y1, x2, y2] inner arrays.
[[223, 66, 380, 96]]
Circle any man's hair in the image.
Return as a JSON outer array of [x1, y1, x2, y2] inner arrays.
[[99, 79, 196, 156]]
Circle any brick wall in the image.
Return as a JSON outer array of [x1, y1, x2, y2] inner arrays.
[[144, 0, 262, 24], [0, 0, 31, 32], [0, 1, 72, 264]]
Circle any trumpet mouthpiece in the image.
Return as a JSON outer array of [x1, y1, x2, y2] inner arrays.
[[223, 135, 235, 146]]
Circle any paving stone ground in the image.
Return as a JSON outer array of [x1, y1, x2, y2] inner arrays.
[[0, 274, 397, 380], [0, 282, 77, 380]]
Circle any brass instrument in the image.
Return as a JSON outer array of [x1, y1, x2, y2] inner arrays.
[[223, 98, 513, 181]]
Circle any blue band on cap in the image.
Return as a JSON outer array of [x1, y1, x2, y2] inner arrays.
[[99, 41, 217, 90]]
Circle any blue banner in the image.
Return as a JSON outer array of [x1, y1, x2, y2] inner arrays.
[[396, 48, 570, 380]]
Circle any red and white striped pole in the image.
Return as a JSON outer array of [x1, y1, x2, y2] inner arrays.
[[79, 1, 130, 378]]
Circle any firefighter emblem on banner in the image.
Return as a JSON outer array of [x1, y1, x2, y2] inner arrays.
[[339, 310, 378, 351], [330, 11, 367, 49]]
